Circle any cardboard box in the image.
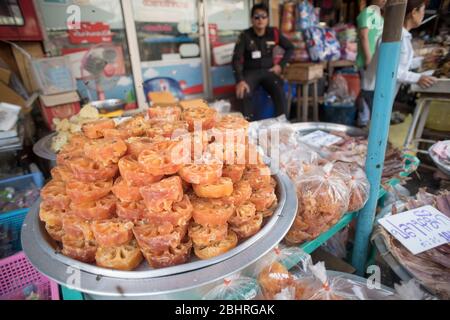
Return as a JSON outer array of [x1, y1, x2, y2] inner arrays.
[[0, 67, 11, 84], [39, 91, 81, 130], [284, 63, 324, 82], [0, 81, 26, 108]]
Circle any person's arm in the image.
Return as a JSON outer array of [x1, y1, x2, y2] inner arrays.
[[359, 28, 372, 67], [397, 37, 435, 88], [232, 32, 246, 83], [278, 32, 295, 68], [397, 37, 421, 84]]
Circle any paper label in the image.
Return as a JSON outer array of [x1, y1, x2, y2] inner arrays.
[[298, 130, 343, 147], [378, 205, 450, 255]]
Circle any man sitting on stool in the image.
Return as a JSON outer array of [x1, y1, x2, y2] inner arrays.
[[232, 3, 294, 120]]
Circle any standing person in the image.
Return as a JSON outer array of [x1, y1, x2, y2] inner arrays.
[[232, 3, 294, 120], [356, 0, 386, 126], [363, 0, 437, 99]]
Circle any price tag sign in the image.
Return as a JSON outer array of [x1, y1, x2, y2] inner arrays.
[[298, 130, 343, 147], [379, 205, 450, 255]]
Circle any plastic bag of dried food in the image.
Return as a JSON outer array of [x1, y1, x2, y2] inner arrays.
[[202, 273, 261, 300], [279, 142, 320, 180], [285, 163, 350, 244], [293, 262, 396, 300], [253, 245, 313, 300], [332, 162, 370, 212], [296, 163, 350, 218]]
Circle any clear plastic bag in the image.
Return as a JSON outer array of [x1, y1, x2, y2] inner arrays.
[[202, 273, 261, 300], [279, 142, 320, 180], [321, 226, 349, 260], [253, 245, 311, 300], [293, 262, 396, 300], [332, 162, 370, 212], [394, 279, 437, 300], [285, 163, 350, 244]]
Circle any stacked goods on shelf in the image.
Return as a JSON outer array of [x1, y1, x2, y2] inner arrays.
[[38, 104, 278, 271], [432, 52, 450, 78], [333, 24, 358, 61], [304, 27, 341, 62], [374, 189, 450, 300], [285, 32, 310, 63]]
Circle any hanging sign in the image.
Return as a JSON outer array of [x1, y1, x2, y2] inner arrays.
[[379, 205, 450, 255]]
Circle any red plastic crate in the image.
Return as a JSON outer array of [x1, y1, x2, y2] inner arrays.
[[0, 252, 59, 300]]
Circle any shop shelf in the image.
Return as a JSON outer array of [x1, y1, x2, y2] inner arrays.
[[0, 251, 59, 300]]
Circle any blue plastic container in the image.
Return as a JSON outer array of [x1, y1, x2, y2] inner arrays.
[[321, 102, 357, 126], [0, 172, 44, 259], [251, 86, 276, 121]]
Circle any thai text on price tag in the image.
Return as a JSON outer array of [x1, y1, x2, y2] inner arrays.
[[297, 130, 343, 147], [379, 205, 450, 255]]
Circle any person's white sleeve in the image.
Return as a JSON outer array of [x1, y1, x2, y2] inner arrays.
[[410, 56, 423, 70], [397, 39, 421, 84]]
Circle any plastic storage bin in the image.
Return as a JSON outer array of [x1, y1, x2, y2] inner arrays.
[[32, 56, 76, 95], [0, 172, 44, 258], [0, 251, 59, 300], [425, 100, 450, 132], [252, 86, 276, 121], [321, 102, 357, 126]]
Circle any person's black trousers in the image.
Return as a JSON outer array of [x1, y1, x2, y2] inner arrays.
[[238, 69, 287, 120]]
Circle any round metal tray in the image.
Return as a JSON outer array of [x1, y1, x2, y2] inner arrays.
[[22, 173, 297, 298], [290, 122, 367, 137], [33, 133, 57, 161], [428, 144, 450, 176]]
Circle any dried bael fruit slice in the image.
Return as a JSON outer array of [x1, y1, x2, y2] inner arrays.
[[192, 177, 233, 198], [118, 155, 163, 186], [91, 219, 134, 247], [230, 212, 263, 239], [141, 238, 192, 268], [143, 195, 192, 226], [111, 177, 143, 202], [84, 138, 127, 165], [139, 140, 190, 176], [140, 176, 183, 213], [178, 163, 223, 185], [133, 221, 187, 254], [249, 185, 277, 212], [41, 180, 70, 210], [193, 231, 238, 260], [95, 240, 143, 271], [188, 222, 228, 247], [82, 119, 115, 139], [221, 164, 245, 183], [191, 196, 235, 226], [69, 194, 117, 220], [68, 157, 118, 182], [116, 200, 147, 222], [65, 180, 112, 204], [228, 202, 256, 227]]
